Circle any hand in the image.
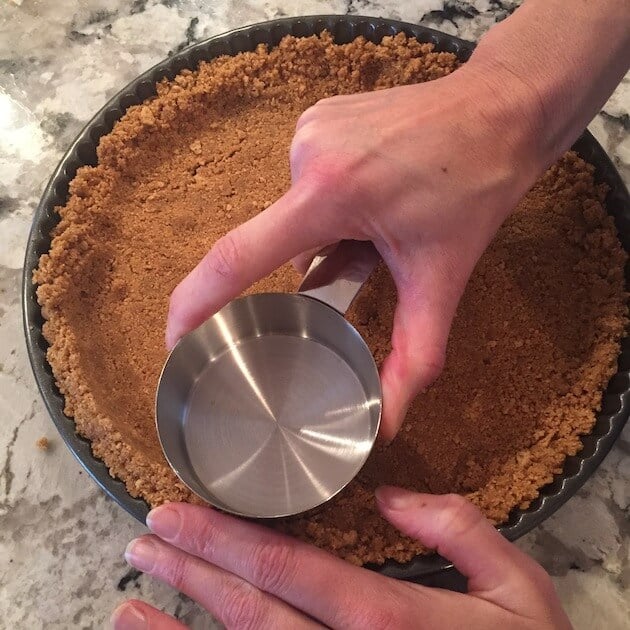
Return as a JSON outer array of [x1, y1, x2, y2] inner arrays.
[[165, 63, 544, 441], [112, 488, 571, 629]]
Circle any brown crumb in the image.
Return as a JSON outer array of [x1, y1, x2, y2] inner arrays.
[[36, 437, 50, 451], [33, 32, 627, 565]]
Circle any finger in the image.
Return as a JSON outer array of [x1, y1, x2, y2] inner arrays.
[[166, 183, 329, 349], [291, 243, 339, 275], [375, 488, 556, 606], [295, 94, 371, 131], [111, 600, 187, 630], [378, 303, 447, 442], [124, 535, 319, 630], [378, 259, 462, 441], [146, 503, 401, 629]]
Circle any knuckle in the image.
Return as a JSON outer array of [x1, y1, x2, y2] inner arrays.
[[312, 96, 329, 108], [313, 95, 345, 109], [204, 232, 241, 282], [221, 579, 267, 630], [163, 553, 191, 592], [440, 493, 482, 538], [304, 157, 348, 193], [249, 541, 298, 595], [291, 122, 318, 155], [511, 560, 558, 611], [295, 108, 315, 131], [289, 129, 310, 165], [419, 354, 445, 388], [298, 98, 326, 122], [349, 600, 400, 630], [195, 518, 220, 560]]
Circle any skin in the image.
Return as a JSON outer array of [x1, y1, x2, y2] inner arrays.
[[114, 491, 572, 629], [115, 0, 630, 627], [164, 0, 630, 442]]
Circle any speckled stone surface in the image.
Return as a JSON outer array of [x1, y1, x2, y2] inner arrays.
[[0, 1, 628, 628]]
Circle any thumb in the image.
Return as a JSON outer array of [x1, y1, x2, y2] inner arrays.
[[166, 183, 328, 349], [375, 487, 557, 609], [378, 259, 465, 442]]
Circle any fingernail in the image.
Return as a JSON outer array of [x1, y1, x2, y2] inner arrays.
[[375, 486, 415, 511], [111, 602, 147, 630], [125, 538, 157, 573], [146, 506, 181, 541]]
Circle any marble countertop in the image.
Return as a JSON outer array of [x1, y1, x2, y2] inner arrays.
[[0, 1, 628, 628]]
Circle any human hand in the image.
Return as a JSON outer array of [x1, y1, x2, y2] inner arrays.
[[112, 488, 571, 629], [165, 63, 545, 441]]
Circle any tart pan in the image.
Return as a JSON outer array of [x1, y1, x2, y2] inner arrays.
[[22, 15, 630, 588]]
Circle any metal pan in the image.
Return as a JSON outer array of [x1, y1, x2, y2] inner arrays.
[[22, 15, 630, 587]]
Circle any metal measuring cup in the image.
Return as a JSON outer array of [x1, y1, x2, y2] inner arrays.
[[155, 240, 382, 518]]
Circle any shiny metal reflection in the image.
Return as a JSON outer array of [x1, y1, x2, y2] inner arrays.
[[156, 241, 382, 518]]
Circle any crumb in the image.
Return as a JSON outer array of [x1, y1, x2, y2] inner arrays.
[[33, 32, 627, 565], [36, 437, 50, 451]]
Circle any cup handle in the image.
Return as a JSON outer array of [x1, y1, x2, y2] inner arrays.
[[297, 240, 381, 315]]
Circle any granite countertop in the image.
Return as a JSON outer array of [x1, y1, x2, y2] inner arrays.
[[0, 1, 628, 628]]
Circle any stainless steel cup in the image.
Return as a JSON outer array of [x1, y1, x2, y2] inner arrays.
[[156, 241, 382, 518]]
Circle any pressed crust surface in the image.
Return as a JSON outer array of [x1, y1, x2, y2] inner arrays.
[[34, 33, 627, 565]]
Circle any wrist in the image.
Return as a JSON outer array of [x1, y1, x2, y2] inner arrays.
[[463, 0, 630, 174], [460, 49, 553, 176], [443, 54, 551, 227]]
